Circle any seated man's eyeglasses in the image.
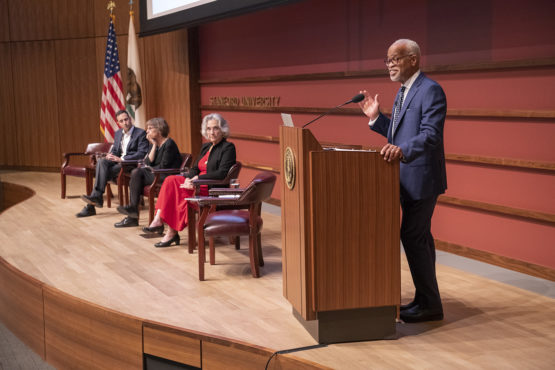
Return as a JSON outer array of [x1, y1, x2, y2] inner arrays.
[[118, 117, 130, 123]]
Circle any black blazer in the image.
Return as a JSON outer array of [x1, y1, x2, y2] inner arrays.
[[188, 139, 236, 180], [144, 138, 182, 180], [110, 126, 149, 160]]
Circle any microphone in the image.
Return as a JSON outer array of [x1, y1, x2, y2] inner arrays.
[[349, 93, 365, 104], [302, 93, 365, 128]]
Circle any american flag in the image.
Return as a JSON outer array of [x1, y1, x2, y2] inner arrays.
[[99, 18, 125, 143]]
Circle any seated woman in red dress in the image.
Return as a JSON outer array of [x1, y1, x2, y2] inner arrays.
[[143, 113, 236, 247]]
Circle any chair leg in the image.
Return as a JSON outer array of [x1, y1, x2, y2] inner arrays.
[[249, 232, 260, 278], [187, 207, 196, 254], [230, 236, 240, 250], [257, 233, 264, 267], [85, 171, 93, 197], [61, 173, 66, 199], [148, 196, 155, 225], [197, 222, 205, 281], [123, 183, 129, 206], [209, 237, 215, 265], [106, 184, 112, 208]]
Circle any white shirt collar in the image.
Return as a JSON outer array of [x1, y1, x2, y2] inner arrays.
[[402, 70, 421, 92], [123, 125, 134, 137]]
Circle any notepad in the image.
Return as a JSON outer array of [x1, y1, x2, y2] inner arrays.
[[281, 113, 294, 127], [218, 194, 240, 199]]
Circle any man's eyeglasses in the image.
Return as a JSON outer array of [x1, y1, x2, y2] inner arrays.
[[117, 117, 130, 123], [384, 54, 412, 66]]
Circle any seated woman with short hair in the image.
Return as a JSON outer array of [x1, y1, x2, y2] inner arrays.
[[143, 113, 236, 248], [115, 117, 182, 228]]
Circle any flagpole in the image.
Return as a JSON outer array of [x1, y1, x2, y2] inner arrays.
[[108, 1, 116, 22], [126, 0, 145, 129]]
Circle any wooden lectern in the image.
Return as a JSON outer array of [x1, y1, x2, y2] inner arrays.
[[280, 126, 400, 343]]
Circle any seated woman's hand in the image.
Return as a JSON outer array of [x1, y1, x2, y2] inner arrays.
[[180, 176, 198, 189]]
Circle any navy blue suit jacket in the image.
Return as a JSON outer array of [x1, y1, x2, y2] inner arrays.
[[372, 73, 447, 201], [109, 126, 149, 160]]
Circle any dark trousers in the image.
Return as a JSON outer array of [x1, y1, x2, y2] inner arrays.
[[400, 195, 442, 310], [128, 167, 155, 211], [91, 158, 121, 198]]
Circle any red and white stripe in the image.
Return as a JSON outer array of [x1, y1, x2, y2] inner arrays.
[[99, 72, 125, 143]]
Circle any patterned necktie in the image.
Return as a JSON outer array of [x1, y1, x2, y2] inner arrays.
[[392, 85, 406, 135]]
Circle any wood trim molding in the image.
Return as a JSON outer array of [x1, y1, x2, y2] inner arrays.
[[445, 154, 555, 172], [435, 239, 555, 282], [233, 155, 555, 226], [230, 133, 555, 173], [199, 57, 555, 85], [0, 165, 59, 173], [438, 195, 555, 225], [233, 133, 280, 143], [263, 195, 555, 228], [202, 105, 555, 120], [241, 160, 280, 173]]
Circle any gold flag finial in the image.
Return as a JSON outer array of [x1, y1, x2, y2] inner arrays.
[[129, 0, 134, 17], [107, 1, 116, 20]]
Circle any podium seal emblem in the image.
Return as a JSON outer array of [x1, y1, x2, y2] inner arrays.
[[284, 147, 296, 190]]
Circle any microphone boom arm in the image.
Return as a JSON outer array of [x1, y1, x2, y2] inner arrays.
[[302, 102, 349, 128], [301, 93, 364, 129]]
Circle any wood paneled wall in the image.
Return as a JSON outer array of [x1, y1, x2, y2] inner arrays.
[[0, 0, 199, 170], [12, 41, 60, 167], [143, 28, 202, 157]]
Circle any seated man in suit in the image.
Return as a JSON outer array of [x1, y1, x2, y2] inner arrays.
[[76, 109, 149, 217]]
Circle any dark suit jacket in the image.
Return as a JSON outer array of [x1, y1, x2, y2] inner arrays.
[[372, 72, 447, 201], [188, 139, 236, 180], [110, 126, 149, 160]]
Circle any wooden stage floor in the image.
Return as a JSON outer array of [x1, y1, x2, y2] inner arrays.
[[1, 171, 554, 369]]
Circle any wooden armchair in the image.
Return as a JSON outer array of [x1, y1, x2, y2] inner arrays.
[[186, 162, 242, 254], [189, 171, 276, 281], [61, 142, 112, 199]]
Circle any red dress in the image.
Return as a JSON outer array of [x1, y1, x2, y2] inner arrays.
[[156, 151, 210, 231]]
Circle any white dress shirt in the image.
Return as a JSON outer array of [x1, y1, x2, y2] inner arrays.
[[120, 126, 134, 159]]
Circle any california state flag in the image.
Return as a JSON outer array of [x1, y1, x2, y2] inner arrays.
[[126, 15, 145, 129]]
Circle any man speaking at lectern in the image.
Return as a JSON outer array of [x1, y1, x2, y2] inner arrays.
[[359, 39, 447, 323]]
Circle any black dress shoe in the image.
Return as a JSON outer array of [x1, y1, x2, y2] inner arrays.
[[143, 225, 164, 234], [114, 217, 139, 228], [81, 194, 103, 208], [400, 300, 418, 311], [155, 233, 180, 248], [76, 204, 96, 218], [400, 305, 444, 323], [117, 205, 138, 219]]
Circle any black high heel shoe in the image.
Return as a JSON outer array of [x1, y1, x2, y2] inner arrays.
[[154, 233, 180, 248], [143, 225, 164, 234]]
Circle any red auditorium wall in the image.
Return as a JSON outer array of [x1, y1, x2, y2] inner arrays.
[[197, 0, 555, 276]]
